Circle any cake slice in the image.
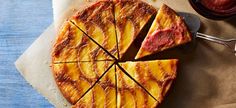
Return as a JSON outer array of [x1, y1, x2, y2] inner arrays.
[[116, 65, 158, 108], [114, 0, 157, 58], [52, 21, 113, 63], [51, 61, 114, 104], [72, 65, 116, 108], [71, 1, 118, 59], [118, 59, 178, 105], [135, 4, 192, 59]]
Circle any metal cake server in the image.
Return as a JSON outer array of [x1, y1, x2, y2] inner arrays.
[[178, 12, 236, 54]]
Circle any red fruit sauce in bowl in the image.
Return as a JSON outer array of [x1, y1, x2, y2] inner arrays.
[[189, 0, 236, 20]]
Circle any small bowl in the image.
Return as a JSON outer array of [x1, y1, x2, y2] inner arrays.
[[189, 0, 236, 20]]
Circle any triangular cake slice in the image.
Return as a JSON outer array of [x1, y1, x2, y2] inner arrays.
[[116, 65, 158, 108], [52, 21, 113, 63], [51, 61, 114, 104], [136, 4, 192, 59], [114, 0, 157, 58], [72, 65, 116, 108], [71, 1, 118, 59], [118, 59, 178, 106]]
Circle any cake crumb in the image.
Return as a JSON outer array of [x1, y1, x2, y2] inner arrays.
[[234, 43, 236, 56], [64, 103, 67, 106]]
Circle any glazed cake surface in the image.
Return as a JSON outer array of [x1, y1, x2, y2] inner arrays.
[[51, 21, 113, 63], [51, 1, 184, 108], [114, 0, 157, 58]]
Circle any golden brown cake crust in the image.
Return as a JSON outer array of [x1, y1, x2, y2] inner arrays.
[[51, 20, 114, 63], [71, 65, 116, 108], [71, 0, 118, 59], [51, 21, 78, 63], [51, 63, 88, 104], [114, 0, 157, 58], [116, 65, 159, 108], [118, 59, 178, 106], [51, 61, 114, 105]]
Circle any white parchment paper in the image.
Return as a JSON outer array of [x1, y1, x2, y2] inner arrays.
[[15, 24, 71, 108]]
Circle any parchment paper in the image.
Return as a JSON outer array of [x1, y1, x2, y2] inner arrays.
[[15, 0, 236, 108]]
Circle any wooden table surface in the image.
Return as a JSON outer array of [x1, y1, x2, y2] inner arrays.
[[0, 0, 53, 107]]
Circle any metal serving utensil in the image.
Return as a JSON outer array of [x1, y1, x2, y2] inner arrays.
[[178, 12, 236, 54]]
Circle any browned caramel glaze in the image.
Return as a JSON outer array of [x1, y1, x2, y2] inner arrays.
[[118, 59, 178, 106], [52, 61, 114, 105], [71, 0, 118, 59], [116, 65, 158, 108], [114, 0, 157, 58], [115, 0, 156, 35], [72, 65, 116, 108], [51, 21, 113, 63], [52, 22, 78, 63]]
